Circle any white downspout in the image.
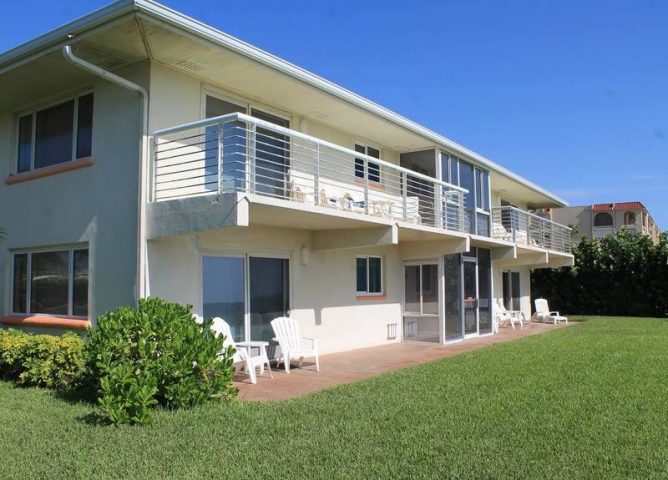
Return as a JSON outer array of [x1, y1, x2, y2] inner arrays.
[[63, 45, 149, 301]]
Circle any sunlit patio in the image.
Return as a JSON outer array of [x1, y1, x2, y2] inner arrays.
[[235, 321, 572, 401]]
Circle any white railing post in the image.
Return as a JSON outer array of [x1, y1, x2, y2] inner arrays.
[[217, 125, 223, 194], [151, 135, 158, 202], [248, 122, 256, 194], [401, 171, 407, 222], [364, 162, 369, 214], [314, 143, 320, 206]]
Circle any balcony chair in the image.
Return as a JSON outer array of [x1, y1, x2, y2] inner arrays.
[[270, 316, 320, 373], [493, 223, 514, 242], [210, 317, 273, 384], [532, 298, 568, 324], [340, 192, 366, 213], [319, 188, 340, 209], [494, 299, 524, 332]]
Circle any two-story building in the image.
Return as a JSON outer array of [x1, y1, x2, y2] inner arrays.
[[547, 202, 661, 244], [0, 0, 573, 354]]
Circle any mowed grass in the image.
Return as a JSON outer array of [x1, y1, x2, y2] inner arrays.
[[2, 317, 668, 479]]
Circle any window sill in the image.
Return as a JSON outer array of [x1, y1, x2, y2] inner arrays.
[[354, 179, 385, 190], [1, 315, 90, 330], [356, 295, 387, 301], [4, 157, 94, 185]]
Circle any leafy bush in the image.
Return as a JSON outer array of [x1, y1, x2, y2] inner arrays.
[[0, 329, 86, 390], [532, 231, 668, 317], [85, 298, 237, 425]]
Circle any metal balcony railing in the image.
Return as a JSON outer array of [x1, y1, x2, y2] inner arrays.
[[491, 206, 572, 253], [152, 113, 468, 232]]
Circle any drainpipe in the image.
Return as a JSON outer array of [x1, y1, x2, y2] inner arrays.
[[62, 45, 150, 302]]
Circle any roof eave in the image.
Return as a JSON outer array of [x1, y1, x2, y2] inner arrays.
[[0, 0, 137, 72]]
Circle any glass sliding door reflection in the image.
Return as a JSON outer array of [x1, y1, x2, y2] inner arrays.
[[403, 263, 439, 342], [463, 259, 478, 336], [249, 257, 289, 357], [205, 96, 246, 193], [203, 256, 245, 342], [251, 109, 290, 199], [477, 248, 492, 334], [444, 254, 462, 341]]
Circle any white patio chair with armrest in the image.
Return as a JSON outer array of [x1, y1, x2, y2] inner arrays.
[[494, 298, 524, 331], [270, 316, 320, 373], [532, 298, 568, 324], [210, 317, 273, 384]]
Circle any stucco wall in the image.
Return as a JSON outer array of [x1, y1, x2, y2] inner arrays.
[[0, 63, 149, 323], [148, 225, 403, 354]]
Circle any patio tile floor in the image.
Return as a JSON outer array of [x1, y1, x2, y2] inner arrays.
[[235, 322, 571, 401]]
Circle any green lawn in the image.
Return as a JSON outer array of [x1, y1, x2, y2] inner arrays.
[[2, 317, 668, 479]]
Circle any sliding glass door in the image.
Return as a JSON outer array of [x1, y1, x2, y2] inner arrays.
[[443, 248, 493, 341], [251, 109, 290, 199], [403, 262, 440, 342], [249, 257, 290, 346], [203, 255, 289, 347]]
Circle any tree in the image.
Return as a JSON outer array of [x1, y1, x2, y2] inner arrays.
[[532, 231, 668, 317]]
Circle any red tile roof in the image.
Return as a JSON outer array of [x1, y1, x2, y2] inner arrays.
[[592, 202, 645, 211]]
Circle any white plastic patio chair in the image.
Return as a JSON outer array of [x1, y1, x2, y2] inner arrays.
[[532, 298, 568, 324], [270, 316, 320, 373], [210, 317, 273, 384], [494, 298, 524, 331]]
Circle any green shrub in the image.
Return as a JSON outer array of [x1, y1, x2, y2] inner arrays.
[[0, 329, 86, 390], [85, 297, 237, 425]]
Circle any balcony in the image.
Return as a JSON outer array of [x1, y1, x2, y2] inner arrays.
[[151, 113, 467, 234], [491, 206, 572, 254]]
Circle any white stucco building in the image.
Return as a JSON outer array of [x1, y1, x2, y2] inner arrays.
[[0, 0, 573, 353]]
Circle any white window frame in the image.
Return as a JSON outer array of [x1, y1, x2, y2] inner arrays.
[[356, 254, 384, 295], [199, 249, 292, 343], [15, 91, 94, 173], [10, 245, 89, 318], [354, 143, 382, 184]]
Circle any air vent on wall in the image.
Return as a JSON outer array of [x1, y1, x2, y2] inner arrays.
[[175, 60, 206, 72], [307, 110, 329, 120], [98, 57, 126, 70]]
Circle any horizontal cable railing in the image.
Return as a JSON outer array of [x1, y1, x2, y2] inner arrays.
[[491, 206, 572, 253], [152, 113, 468, 232]]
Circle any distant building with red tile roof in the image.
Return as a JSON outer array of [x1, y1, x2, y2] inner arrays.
[[543, 201, 661, 244]]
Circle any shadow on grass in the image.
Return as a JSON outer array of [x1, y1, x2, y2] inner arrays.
[[76, 410, 111, 426]]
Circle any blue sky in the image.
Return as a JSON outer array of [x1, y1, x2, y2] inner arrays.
[[2, 0, 667, 228]]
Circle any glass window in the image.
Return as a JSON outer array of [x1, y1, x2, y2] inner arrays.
[[404, 265, 420, 313], [624, 211, 636, 225], [203, 256, 245, 342], [76, 93, 94, 159], [356, 257, 367, 292], [17, 116, 32, 174], [12, 248, 88, 318], [30, 251, 70, 315], [34, 100, 75, 169], [17, 93, 93, 173], [459, 161, 474, 233], [594, 212, 613, 227], [368, 257, 382, 293], [421, 264, 438, 315], [72, 249, 89, 317], [357, 255, 383, 295], [354, 144, 381, 183], [12, 254, 28, 313]]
